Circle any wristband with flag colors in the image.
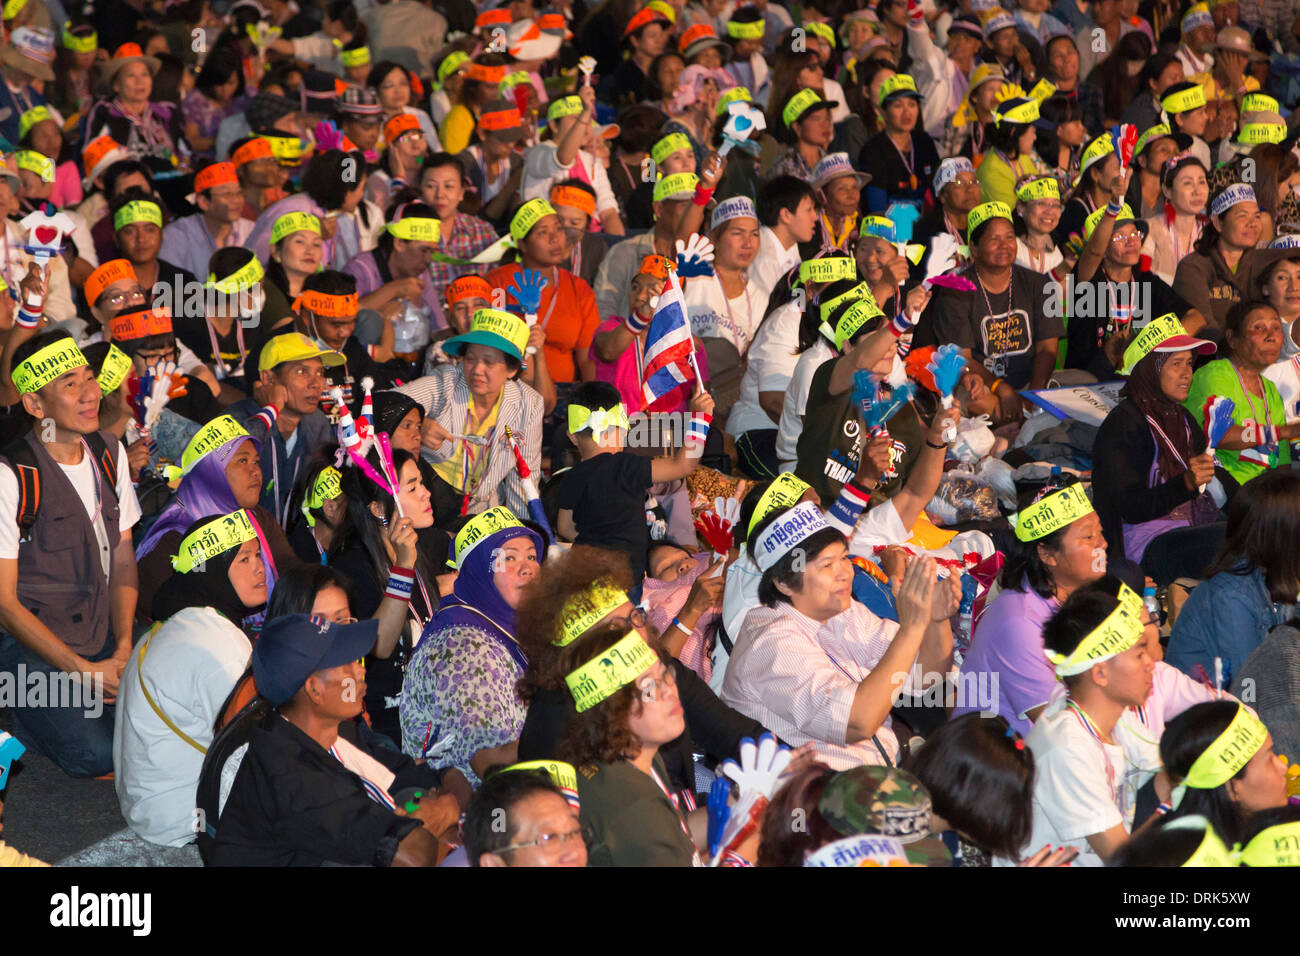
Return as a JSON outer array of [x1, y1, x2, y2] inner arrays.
[[826, 481, 872, 535], [889, 312, 913, 337], [386, 567, 415, 602], [625, 311, 650, 335], [687, 412, 712, 446], [255, 404, 278, 432]]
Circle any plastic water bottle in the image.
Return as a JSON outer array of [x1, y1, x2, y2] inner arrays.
[[955, 574, 978, 658], [1143, 585, 1160, 625], [392, 299, 431, 357]]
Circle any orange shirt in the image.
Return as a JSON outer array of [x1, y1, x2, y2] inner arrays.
[[486, 262, 601, 383]]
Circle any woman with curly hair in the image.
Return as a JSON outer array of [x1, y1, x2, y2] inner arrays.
[[558, 621, 701, 866], [515, 546, 766, 808]]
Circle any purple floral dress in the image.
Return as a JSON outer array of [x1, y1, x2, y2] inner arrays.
[[398, 624, 526, 786]]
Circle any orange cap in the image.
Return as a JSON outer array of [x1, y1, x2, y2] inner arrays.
[[637, 254, 672, 280], [383, 112, 422, 144], [84, 258, 137, 305]]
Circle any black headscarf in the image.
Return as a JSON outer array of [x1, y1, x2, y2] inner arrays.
[[1123, 350, 1196, 482], [152, 515, 269, 629], [370, 389, 422, 437]]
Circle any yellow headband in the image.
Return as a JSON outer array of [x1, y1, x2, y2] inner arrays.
[[13, 338, 88, 394], [452, 505, 524, 569], [1046, 584, 1145, 677], [172, 510, 258, 574], [97, 344, 132, 396], [1075, 134, 1116, 187], [555, 581, 629, 646], [1164, 817, 1240, 867], [877, 73, 919, 107], [301, 466, 343, 526], [1238, 123, 1285, 145], [1242, 92, 1279, 115], [272, 211, 321, 244], [819, 281, 873, 324], [566, 631, 659, 712], [1027, 78, 1057, 102], [1163, 85, 1207, 114], [499, 70, 531, 96], [805, 21, 835, 46], [547, 96, 584, 123], [1084, 201, 1138, 240], [653, 171, 699, 203], [568, 403, 629, 440], [18, 105, 53, 140], [992, 86, 1040, 126], [1183, 704, 1268, 792], [1122, 313, 1186, 374], [387, 216, 442, 243], [167, 414, 250, 479], [340, 45, 370, 68], [716, 86, 752, 116], [967, 201, 1012, 241], [834, 298, 885, 351], [727, 18, 764, 39], [798, 257, 857, 285], [437, 51, 470, 86], [510, 198, 556, 243], [1134, 123, 1173, 156], [749, 472, 813, 534], [499, 759, 579, 796], [1239, 820, 1300, 867], [1012, 483, 1093, 542], [651, 132, 693, 167], [207, 256, 265, 294], [465, 307, 530, 359], [1016, 177, 1060, 203], [783, 88, 826, 128], [16, 150, 55, 184], [62, 23, 98, 53]]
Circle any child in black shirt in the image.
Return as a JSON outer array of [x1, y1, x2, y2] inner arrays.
[[556, 381, 714, 589]]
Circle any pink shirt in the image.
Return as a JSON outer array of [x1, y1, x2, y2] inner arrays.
[[590, 316, 710, 416]]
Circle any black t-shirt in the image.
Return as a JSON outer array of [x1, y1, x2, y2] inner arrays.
[[913, 264, 1065, 389], [175, 313, 253, 390], [167, 374, 223, 427], [794, 355, 925, 507], [1063, 264, 1190, 379], [557, 450, 653, 583], [858, 129, 940, 215]]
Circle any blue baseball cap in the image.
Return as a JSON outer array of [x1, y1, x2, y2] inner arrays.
[[252, 614, 380, 706]]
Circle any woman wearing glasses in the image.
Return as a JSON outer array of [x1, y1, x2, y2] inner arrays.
[[559, 619, 702, 866], [367, 111, 428, 210], [515, 547, 767, 816]]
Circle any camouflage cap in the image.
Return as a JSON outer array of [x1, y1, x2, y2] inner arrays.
[[817, 766, 952, 866]]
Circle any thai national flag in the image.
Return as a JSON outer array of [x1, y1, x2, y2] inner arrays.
[[641, 281, 697, 406]]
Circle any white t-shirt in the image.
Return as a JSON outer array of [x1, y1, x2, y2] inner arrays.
[[775, 339, 834, 466], [1264, 319, 1300, 423], [0, 439, 141, 577], [684, 274, 768, 357], [1015, 238, 1063, 276], [750, 225, 802, 303], [522, 143, 618, 217], [726, 302, 802, 436], [113, 605, 251, 847], [1024, 699, 1131, 868]]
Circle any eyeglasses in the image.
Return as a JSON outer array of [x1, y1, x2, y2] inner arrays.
[[1110, 232, 1141, 245], [637, 666, 677, 703], [616, 607, 648, 631], [103, 288, 147, 308], [496, 825, 590, 855], [951, 177, 979, 188]]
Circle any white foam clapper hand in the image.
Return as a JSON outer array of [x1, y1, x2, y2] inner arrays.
[[721, 733, 792, 801]]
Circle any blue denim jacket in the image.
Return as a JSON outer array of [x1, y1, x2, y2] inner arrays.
[[1166, 566, 1292, 684]]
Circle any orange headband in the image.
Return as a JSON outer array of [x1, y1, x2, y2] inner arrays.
[[637, 254, 672, 280], [384, 112, 421, 143], [476, 8, 512, 28], [550, 184, 596, 216], [194, 161, 238, 193], [232, 137, 274, 166], [446, 275, 494, 306], [84, 258, 137, 304], [466, 62, 508, 84], [110, 305, 172, 342], [479, 106, 523, 131], [293, 290, 359, 318]]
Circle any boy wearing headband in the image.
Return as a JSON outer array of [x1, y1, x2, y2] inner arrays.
[[556, 380, 714, 590], [0, 330, 143, 777], [159, 160, 254, 280], [278, 268, 390, 405], [522, 83, 626, 237], [1027, 578, 1157, 865]]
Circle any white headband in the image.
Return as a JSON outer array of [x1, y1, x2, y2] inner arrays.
[[753, 501, 830, 572], [1210, 183, 1256, 217]]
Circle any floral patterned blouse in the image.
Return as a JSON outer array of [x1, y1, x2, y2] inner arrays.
[[398, 623, 526, 786]]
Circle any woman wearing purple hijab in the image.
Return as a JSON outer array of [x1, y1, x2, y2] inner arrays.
[[135, 415, 300, 622]]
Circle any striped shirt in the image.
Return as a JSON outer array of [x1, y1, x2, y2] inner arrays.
[[721, 601, 917, 770]]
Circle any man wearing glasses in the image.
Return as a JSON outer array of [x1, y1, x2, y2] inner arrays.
[[464, 765, 589, 867], [81, 259, 223, 400]]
